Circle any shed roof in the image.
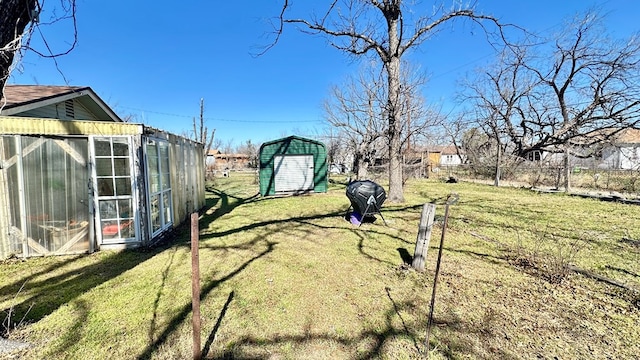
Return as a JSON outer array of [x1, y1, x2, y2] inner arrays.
[[260, 135, 325, 149]]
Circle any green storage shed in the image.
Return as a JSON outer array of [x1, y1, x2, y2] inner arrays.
[[259, 136, 328, 196]]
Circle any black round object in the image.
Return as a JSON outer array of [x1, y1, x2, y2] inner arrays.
[[345, 180, 386, 216]]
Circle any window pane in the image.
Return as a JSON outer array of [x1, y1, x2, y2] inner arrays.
[[99, 200, 117, 219], [113, 158, 130, 176], [118, 199, 132, 218], [120, 220, 135, 238], [161, 173, 171, 190], [147, 141, 157, 158], [160, 143, 169, 161], [96, 158, 113, 176], [115, 178, 132, 196], [97, 178, 114, 196], [102, 220, 118, 238], [95, 139, 111, 156], [148, 152, 159, 174], [163, 191, 171, 224], [151, 194, 160, 232], [112, 139, 129, 156], [150, 174, 160, 193]]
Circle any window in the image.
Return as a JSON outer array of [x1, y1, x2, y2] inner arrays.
[[146, 139, 172, 235]]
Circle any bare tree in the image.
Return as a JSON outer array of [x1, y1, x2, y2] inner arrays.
[[325, 61, 436, 180], [460, 127, 495, 175], [463, 47, 537, 185], [270, 0, 510, 202], [324, 64, 387, 180], [221, 139, 235, 155], [192, 98, 216, 163], [465, 11, 640, 191], [526, 13, 640, 191], [1, 0, 78, 99], [1, 0, 38, 94], [236, 139, 259, 169], [322, 129, 350, 174], [442, 112, 471, 165]]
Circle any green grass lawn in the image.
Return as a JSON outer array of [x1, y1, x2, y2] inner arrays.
[[1, 173, 639, 359]]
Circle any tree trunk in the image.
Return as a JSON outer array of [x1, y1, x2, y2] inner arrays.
[[0, 0, 37, 95], [563, 146, 571, 192], [494, 142, 501, 187], [386, 13, 404, 203], [357, 161, 369, 180]]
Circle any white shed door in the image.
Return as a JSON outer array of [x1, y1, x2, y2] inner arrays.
[[274, 155, 314, 193]]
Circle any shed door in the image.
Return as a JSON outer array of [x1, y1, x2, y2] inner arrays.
[[92, 137, 137, 246], [274, 155, 314, 193]]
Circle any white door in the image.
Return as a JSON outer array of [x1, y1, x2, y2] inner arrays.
[[274, 155, 314, 193], [92, 136, 137, 245]]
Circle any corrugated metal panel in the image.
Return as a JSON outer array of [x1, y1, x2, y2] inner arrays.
[[0, 117, 142, 135], [165, 133, 205, 229], [274, 155, 314, 192], [0, 138, 11, 259]]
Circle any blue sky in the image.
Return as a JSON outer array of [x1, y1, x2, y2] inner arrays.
[[9, 0, 640, 148]]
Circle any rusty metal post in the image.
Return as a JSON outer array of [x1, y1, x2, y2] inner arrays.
[[191, 212, 202, 360], [425, 193, 458, 358]]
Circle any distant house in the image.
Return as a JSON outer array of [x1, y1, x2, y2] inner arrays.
[[438, 145, 465, 167], [600, 128, 640, 170], [0, 85, 205, 259], [207, 150, 250, 170], [408, 145, 464, 169], [533, 128, 640, 169]]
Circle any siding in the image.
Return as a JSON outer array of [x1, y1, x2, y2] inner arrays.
[[17, 99, 97, 120]]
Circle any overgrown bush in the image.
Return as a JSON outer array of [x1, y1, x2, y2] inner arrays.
[[511, 226, 590, 284]]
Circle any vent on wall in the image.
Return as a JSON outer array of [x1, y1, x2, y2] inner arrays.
[[64, 99, 75, 119]]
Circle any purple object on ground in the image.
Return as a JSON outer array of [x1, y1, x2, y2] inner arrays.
[[349, 211, 363, 225]]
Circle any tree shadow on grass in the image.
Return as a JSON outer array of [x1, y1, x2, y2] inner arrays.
[[136, 241, 277, 360], [135, 189, 457, 358], [0, 183, 266, 339], [203, 186, 263, 224], [206, 298, 426, 359], [202, 286, 508, 360], [0, 247, 165, 338], [148, 247, 178, 345]]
